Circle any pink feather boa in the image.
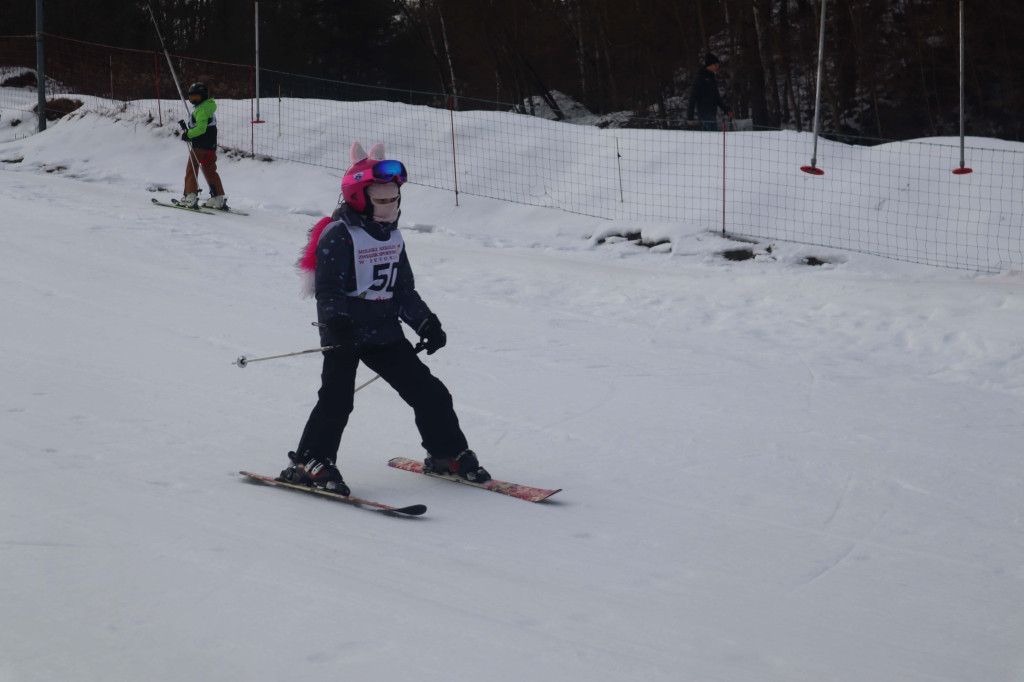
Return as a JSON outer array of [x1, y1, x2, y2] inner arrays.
[[297, 216, 333, 297]]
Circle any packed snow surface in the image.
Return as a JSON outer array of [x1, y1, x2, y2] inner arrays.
[[1, 101, 1023, 682]]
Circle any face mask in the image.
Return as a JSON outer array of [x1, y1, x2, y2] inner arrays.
[[366, 182, 400, 223]]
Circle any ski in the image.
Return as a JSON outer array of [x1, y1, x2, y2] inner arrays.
[[387, 457, 561, 503], [239, 471, 427, 516], [196, 202, 249, 216], [151, 197, 213, 214], [151, 197, 249, 216], [170, 197, 249, 215]]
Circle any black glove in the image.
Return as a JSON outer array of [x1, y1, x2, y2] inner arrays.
[[181, 130, 191, 142], [177, 119, 188, 131], [417, 314, 446, 355]]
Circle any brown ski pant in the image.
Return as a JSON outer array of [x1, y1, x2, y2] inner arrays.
[[184, 147, 226, 196]]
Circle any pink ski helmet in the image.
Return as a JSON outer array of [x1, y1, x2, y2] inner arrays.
[[340, 141, 407, 214]]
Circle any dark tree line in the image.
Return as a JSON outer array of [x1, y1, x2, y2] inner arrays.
[[6, 0, 1024, 140]]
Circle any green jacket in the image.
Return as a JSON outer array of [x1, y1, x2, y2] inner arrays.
[[185, 98, 218, 150]]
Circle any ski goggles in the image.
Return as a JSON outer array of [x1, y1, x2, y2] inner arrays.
[[371, 159, 408, 185]]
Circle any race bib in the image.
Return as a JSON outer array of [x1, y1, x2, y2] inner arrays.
[[347, 226, 404, 300]]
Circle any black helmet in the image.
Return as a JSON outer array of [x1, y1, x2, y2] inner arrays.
[[187, 82, 208, 101]]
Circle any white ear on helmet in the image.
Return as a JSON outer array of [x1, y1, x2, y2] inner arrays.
[[350, 141, 368, 164], [368, 143, 385, 160]]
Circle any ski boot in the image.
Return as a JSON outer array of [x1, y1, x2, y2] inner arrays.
[[279, 451, 350, 496], [424, 449, 491, 483], [178, 192, 199, 209], [202, 194, 228, 210]]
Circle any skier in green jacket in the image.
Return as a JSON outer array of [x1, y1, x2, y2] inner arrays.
[[177, 82, 228, 209]]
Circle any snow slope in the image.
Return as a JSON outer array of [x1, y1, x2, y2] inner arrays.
[[1, 104, 1023, 682]]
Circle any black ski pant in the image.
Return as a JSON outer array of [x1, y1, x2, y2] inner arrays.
[[296, 339, 468, 464]]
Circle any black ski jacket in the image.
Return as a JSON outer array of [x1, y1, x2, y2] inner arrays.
[[687, 69, 730, 122], [314, 205, 433, 348]]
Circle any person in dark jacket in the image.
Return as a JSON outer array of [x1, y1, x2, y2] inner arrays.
[[687, 53, 733, 132], [177, 82, 228, 209], [281, 141, 490, 496]]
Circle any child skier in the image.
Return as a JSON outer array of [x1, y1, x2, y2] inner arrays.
[[280, 141, 490, 495], [177, 82, 228, 209]]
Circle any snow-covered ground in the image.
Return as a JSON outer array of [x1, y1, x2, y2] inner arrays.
[[1, 98, 1023, 682]]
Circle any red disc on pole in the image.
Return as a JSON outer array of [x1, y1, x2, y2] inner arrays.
[[952, 167, 973, 175], [800, 165, 825, 175]]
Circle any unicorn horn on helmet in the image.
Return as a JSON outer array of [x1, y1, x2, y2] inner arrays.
[[349, 141, 386, 166]]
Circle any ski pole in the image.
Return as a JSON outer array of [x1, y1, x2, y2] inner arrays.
[[234, 345, 343, 368], [234, 341, 427, 372]]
